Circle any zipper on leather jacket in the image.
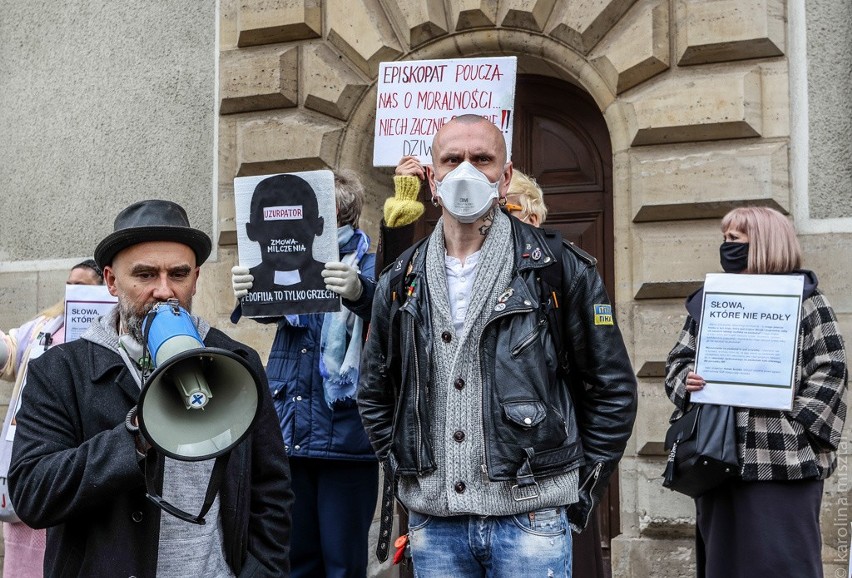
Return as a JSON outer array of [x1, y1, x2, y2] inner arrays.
[[582, 462, 604, 528], [511, 317, 547, 357], [410, 314, 423, 472]]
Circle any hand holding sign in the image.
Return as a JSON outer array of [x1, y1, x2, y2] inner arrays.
[[321, 262, 363, 301], [395, 155, 426, 180]]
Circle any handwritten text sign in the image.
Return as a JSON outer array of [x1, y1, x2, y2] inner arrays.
[[373, 56, 517, 166]]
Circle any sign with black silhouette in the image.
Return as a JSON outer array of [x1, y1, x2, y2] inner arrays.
[[234, 170, 340, 317]]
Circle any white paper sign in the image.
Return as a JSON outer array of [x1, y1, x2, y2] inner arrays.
[[64, 284, 117, 342], [692, 273, 804, 410], [373, 56, 517, 166]]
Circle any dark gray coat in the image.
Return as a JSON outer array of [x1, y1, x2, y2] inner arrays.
[[9, 327, 293, 578]]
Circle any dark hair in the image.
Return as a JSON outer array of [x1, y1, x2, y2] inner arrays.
[[72, 259, 104, 283], [250, 174, 319, 224]]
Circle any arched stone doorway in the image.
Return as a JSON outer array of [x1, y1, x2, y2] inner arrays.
[[333, 31, 632, 246], [217, 3, 801, 576]]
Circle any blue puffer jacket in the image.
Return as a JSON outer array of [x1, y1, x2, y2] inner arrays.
[[233, 232, 377, 461]]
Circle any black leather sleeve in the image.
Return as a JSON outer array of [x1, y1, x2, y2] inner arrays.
[[356, 273, 397, 460], [561, 254, 638, 529]]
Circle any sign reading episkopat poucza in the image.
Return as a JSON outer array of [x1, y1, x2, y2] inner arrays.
[[373, 56, 517, 166]]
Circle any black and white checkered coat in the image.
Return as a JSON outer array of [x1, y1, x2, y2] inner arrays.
[[666, 290, 848, 481]]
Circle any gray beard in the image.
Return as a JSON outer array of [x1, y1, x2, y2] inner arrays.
[[119, 298, 192, 344]]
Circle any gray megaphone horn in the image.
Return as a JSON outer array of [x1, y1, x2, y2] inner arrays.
[[136, 298, 264, 524]]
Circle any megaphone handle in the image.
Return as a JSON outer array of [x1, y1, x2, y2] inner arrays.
[[143, 451, 231, 526]]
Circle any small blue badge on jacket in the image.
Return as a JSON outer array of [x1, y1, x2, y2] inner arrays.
[[594, 304, 613, 326]]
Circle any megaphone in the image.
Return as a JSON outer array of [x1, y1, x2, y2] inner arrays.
[[138, 299, 262, 460], [136, 299, 264, 523]]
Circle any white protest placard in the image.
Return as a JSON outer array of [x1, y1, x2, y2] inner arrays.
[[373, 56, 517, 166], [234, 170, 340, 318], [692, 273, 804, 411], [64, 284, 117, 342]]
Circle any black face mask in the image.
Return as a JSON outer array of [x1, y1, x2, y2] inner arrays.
[[720, 242, 749, 273]]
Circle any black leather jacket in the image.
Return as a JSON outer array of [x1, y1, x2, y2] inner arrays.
[[358, 218, 637, 528]]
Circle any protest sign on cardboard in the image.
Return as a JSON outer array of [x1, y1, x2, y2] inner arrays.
[[234, 170, 340, 318], [373, 56, 517, 166]]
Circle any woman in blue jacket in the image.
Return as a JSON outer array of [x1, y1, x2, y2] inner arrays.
[[232, 170, 377, 578]]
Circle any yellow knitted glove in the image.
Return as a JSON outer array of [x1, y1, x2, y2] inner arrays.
[[385, 175, 425, 227]]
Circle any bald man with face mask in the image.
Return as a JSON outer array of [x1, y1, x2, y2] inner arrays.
[[359, 114, 638, 577]]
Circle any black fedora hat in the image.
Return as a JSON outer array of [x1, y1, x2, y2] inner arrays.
[[95, 200, 212, 269]]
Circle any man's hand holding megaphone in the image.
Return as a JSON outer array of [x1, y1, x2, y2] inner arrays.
[[124, 405, 152, 460]]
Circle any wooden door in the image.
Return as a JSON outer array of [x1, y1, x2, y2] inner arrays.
[[512, 74, 618, 558], [511, 75, 614, 289]]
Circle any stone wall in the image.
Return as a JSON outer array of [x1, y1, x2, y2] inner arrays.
[[0, 0, 848, 576], [213, 1, 851, 576], [0, 1, 216, 573]]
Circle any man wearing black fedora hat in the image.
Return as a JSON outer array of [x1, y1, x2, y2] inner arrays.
[[8, 199, 293, 577]]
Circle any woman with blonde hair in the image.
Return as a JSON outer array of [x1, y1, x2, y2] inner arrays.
[[503, 170, 548, 227], [665, 206, 847, 578]]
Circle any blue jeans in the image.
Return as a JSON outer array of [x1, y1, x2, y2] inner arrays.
[[408, 508, 572, 578]]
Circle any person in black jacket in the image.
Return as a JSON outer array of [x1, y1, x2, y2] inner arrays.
[[231, 171, 379, 578], [378, 155, 609, 578], [358, 115, 637, 577], [8, 199, 293, 578]]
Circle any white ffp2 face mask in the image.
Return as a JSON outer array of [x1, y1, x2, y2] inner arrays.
[[435, 161, 500, 224]]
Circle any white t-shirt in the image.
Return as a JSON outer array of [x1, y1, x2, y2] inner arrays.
[[445, 250, 481, 334]]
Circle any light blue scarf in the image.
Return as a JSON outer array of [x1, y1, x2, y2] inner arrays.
[[317, 225, 370, 407]]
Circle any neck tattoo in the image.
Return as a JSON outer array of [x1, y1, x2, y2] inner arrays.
[[478, 208, 496, 236]]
